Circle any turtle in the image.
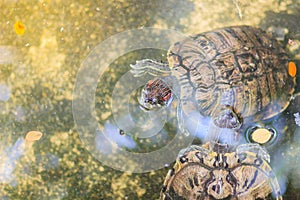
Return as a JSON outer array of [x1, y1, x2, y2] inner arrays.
[[160, 142, 283, 200], [131, 25, 296, 139]]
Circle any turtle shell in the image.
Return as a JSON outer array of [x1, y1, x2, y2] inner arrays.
[[167, 26, 296, 123], [160, 143, 282, 200]]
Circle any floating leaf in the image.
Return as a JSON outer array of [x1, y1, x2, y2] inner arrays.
[[25, 131, 43, 142], [288, 61, 297, 77], [251, 128, 272, 144], [14, 21, 25, 35]]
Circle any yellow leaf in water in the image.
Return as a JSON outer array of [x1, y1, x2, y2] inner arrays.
[[25, 131, 43, 142], [251, 128, 272, 144], [288, 61, 297, 77], [14, 21, 26, 35]]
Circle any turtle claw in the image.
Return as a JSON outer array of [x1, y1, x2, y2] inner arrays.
[[130, 59, 171, 77], [130, 68, 145, 77], [130, 61, 149, 77]]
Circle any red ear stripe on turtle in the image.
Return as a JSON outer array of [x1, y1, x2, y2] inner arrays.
[[162, 92, 172, 102]]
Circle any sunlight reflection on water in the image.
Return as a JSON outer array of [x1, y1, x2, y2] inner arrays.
[[95, 122, 137, 155], [0, 84, 10, 101], [0, 138, 24, 186]]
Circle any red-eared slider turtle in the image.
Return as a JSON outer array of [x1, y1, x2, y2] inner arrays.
[[160, 142, 282, 200], [131, 26, 296, 137]]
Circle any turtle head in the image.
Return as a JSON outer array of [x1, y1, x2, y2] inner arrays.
[[139, 78, 173, 111]]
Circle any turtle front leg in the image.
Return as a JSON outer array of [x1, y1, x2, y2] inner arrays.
[[213, 106, 242, 130], [212, 106, 242, 141]]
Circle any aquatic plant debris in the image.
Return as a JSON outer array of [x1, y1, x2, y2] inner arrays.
[[294, 113, 300, 126], [25, 131, 43, 142], [233, 0, 243, 19], [14, 21, 25, 35]]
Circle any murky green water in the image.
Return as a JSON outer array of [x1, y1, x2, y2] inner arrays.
[[0, 0, 300, 199]]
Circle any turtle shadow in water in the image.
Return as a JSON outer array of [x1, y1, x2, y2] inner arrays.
[[154, 0, 195, 30], [260, 7, 300, 37]]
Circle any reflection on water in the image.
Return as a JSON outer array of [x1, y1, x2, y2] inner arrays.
[[272, 127, 300, 196], [0, 131, 43, 186], [0, 0, 299, 199], [35, 153, 59, 171], [13, 105, 26, 122], [0, 46, 22, 65], [0, 138, 24, 186], [295, 112, 300, 126], [0, 84, 10, 101], [95, 122, 136, 155]]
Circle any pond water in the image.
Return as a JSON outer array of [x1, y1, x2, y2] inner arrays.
[[0, 0, 300, 199]]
